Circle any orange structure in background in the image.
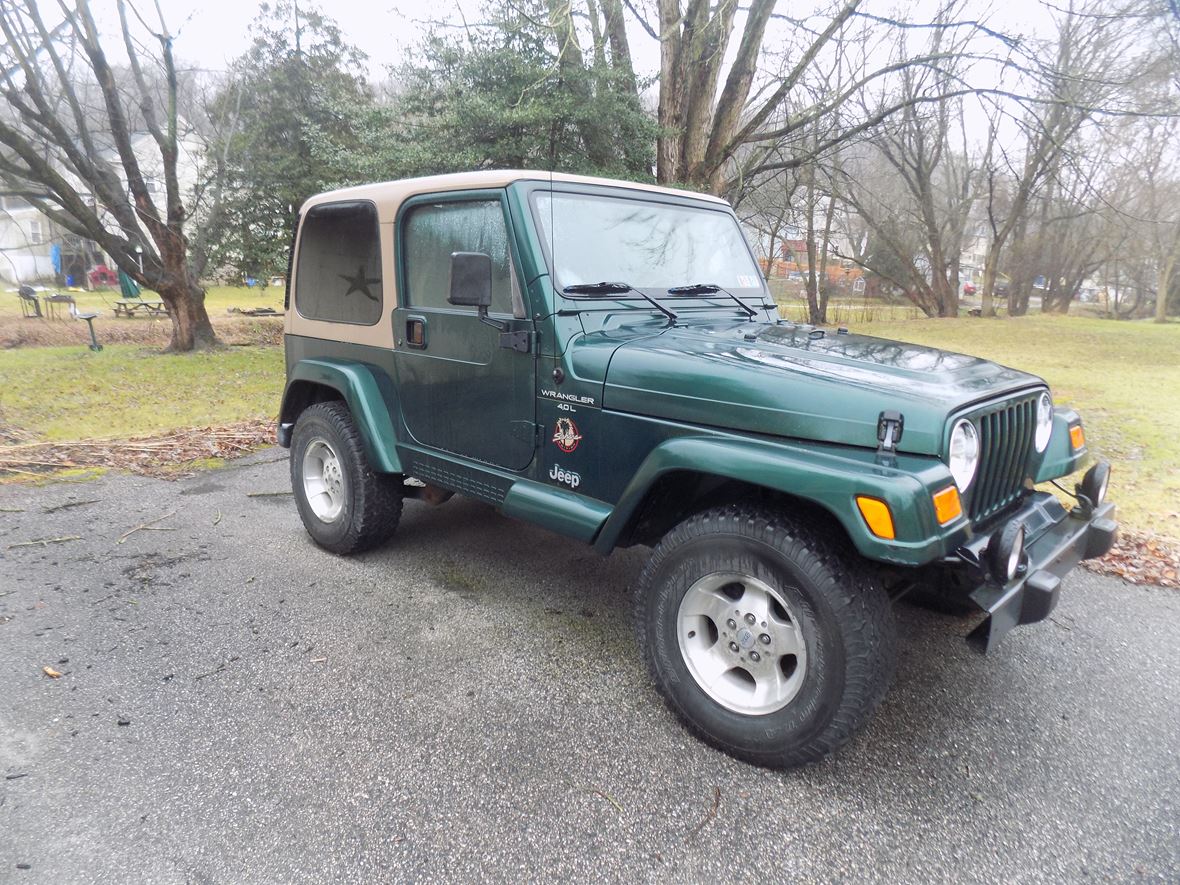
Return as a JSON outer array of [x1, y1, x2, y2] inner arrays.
[[759, 258, 864, 283]]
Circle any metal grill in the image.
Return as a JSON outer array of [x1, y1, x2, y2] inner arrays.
[[968, 396, 1037, 522]]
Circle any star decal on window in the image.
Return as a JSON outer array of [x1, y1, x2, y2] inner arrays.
[[339, 265, 380, 302]]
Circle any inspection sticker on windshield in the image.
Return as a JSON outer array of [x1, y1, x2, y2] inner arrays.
[[737, 274, 757, 288]]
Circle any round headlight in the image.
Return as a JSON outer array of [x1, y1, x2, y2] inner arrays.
[[1034, 391, 1053, 453], [948, 419, 980, 492]]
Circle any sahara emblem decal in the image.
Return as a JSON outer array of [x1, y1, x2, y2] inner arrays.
[[552, 417, 582, 453], [549, 464, 581, 489]]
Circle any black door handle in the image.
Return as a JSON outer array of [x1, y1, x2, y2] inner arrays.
[[406, 317, 427, 348]]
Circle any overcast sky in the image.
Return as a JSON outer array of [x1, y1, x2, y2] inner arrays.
[[149, 0, 659, 78], [142, 0, 1060, 96]]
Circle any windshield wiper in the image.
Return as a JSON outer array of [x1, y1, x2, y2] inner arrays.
[[562, 281, 677, 325], [667, 283, 758, 320]]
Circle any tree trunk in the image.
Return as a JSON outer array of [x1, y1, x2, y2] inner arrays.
[[948, 262, 961, 317], [1010, 286, 1031, 316], [1158, 255, 1176, 323], [765, 219, 783, 281], [934, 277, 958, 317], [804, 230, 821, 324], [816, 190, 837, 324], [803, 161, 821, 324], [980, 245, 1001, 316], [926, 243, 958, 317], [158, 280, 217, 351], [548, 0, 613, 169]]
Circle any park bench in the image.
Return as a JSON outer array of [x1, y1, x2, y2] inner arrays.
[[112, 270, 167, 318], [112, 295, 168, 318]]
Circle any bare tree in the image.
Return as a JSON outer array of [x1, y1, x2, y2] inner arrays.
[[977, 0, 1156, 317], [1139, 117, 1180, 322], [0, 0, 215, 351], [836, 70, 987, 319], [604, 0, 994, 195], [1000, 146, 1118, 315], [734, 160, 800, 282]]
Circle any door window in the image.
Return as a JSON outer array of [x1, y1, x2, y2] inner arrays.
[[403, 199, 520, 316]]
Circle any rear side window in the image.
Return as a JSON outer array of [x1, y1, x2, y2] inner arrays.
[[402, 200, 516, 316], [295, 201, 382, 325]]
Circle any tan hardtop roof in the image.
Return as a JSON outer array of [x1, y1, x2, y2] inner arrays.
[[301, 169, 729, 219]]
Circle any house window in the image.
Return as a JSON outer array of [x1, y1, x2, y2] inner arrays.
[[29, 220, 43, 245]]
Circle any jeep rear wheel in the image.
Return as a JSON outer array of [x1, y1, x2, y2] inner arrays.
[[635, 504, 896, 768], [290, 402, 403, 555]]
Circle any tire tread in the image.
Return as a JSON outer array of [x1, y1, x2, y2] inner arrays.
[[291, 401, 403, 555], [635, 502, 896, 768]]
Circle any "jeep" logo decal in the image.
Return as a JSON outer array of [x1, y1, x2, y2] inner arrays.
[[549, 464, 581, 489]]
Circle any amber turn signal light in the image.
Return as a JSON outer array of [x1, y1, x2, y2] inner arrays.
[[1069, 424, 1085, 450], [932, 486, 963, 525], [856, 496, 895, 540]]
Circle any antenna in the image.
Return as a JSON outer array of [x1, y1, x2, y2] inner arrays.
[[549, 167, 555, 294]]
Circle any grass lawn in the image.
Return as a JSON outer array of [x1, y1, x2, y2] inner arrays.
[[1, 308, 1174, 541], [863, 314, 1180, 541], [0, 284, 283, 319], [0, 344, 283, 442]]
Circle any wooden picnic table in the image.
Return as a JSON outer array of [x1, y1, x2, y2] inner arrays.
[[113, 300, 168, 318]]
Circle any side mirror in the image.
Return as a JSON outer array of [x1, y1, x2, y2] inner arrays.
[[448, 252, 493, 308]]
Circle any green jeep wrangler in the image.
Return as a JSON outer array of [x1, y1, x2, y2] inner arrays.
[[278, 171, 1117, 768]]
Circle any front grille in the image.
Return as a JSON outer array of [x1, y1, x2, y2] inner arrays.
[[968, 396, 1038, 522]]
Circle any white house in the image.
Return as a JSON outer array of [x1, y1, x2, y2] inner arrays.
[[0, 128, 203, 287]]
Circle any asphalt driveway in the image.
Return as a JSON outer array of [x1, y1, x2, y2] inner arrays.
[[1, 451, 1177, 883]]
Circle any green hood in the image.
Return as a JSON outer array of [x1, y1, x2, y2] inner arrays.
[[587, 320, 1042, 455]]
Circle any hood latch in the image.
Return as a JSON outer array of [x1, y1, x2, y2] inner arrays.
[[877, 411, 905, 454]]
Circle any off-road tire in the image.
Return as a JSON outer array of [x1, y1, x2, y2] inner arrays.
[[290, 401, 403, 554], [635, 504, 896, 768]]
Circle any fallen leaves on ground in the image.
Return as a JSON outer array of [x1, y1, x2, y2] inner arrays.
[[0, 418, 274, 478], [1083, 529, 1180, 589], [0, 314, 282, 349], [42, 666, 62, 678]]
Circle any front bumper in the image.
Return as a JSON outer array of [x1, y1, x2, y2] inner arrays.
[[957, 492, 1117, 652]]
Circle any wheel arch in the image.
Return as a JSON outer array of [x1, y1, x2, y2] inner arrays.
[[605, 469, 848, 552], [279, 358, 402, 474], [592, 435, 948, 565]]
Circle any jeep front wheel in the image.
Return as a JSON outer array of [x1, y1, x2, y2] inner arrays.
[[635, 504, 896, 768], [290, 401, 403, 554]]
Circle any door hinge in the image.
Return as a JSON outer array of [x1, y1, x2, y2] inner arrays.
[[511, 420, 542, 443], [500, 330, 535, 353]]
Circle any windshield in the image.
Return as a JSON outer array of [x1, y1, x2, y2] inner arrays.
[[532, 192, 765, 292]]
